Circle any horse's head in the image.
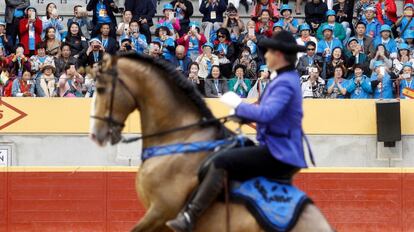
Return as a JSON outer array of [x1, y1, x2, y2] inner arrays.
[[89, 54, 138, 146]]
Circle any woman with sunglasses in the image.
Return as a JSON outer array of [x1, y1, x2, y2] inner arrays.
[[297, 41, 322, 76], [213, 28, 235, 78]]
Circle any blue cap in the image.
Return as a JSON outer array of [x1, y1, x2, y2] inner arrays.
[[163, 3, 174, 11], [326, 9, 336, 17], [347, 37, 358, 46], [374, 60, 384, 68], [202, 42, 214, 50], [364, 6, 376, 12], [404, 3, 414, 9], [406, 30, 414, 39], [280, 4, 292, 13], [322, 24, 334, 32], [380, 24, 392, 33], [299, 23, 311, 31], [399, 43, 410, 50], [259, 65, 268, 72], [189, 21, 201, 29], [273, 21, 284, 29], [403, 62, 413, 69], [156, 22, 173, 32]]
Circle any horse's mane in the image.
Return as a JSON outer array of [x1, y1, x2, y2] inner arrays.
[[117, 52, 216, 121]]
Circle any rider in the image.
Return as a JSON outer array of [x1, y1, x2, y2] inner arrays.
[[166, 31, 309, 232]]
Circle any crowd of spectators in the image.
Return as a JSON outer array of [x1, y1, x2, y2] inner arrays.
[[0, 0, 413, 99]]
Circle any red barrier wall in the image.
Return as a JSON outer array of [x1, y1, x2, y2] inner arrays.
[[0, 170, 412, 232]]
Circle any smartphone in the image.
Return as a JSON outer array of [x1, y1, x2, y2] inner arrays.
[[379, 67, 385, 76], [51, 8, 58, 16], [168, 12, 174, 21], [248, 28, 254, 37], [191, 25, 196, 31]]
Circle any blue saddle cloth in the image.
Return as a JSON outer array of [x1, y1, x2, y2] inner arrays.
[[231, 177, 311, 232]]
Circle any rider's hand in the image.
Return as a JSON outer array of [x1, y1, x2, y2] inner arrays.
[[220, 91, 242, 109]]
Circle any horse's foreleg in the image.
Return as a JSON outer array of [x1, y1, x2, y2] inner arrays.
[[130, 204, 170, 232]]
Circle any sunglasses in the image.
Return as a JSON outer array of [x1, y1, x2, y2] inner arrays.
[[218, 35, 226, 38], [307, 48, 315, 51]]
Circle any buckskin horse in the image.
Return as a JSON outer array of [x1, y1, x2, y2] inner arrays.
[[89, 53, 334, 232]]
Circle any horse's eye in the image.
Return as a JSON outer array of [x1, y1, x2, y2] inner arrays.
[[96, 87, 106, 95]]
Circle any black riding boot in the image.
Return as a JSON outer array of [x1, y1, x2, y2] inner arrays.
[[166, 166, 226, 232]]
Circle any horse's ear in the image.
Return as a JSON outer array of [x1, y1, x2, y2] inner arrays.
[[101, 54, 117, 72]]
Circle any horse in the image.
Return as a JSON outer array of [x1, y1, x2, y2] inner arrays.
[[89, 53, 334, 232]]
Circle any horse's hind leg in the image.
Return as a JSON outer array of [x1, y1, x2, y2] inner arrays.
[[130, 205, 169, 232]]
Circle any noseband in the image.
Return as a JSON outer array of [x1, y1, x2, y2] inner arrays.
[[90, 65, 139, 133]]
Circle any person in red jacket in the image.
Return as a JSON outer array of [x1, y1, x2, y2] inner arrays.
[[176, 21, 207, 61], [376, 0, 397, 25], [19, 7, 42, 56]]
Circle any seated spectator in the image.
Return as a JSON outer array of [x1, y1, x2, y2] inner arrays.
[[353, 0, 375, 22], [251, 0, 279, 21], [345, 37, 369, 73], [238, 20, 259, 60], [57, 62, 83, 97], [116, 10, 133, 39], [272, 20, 284, 34], [232, 46, 257, 79], [83, 63, 98, 97], [153, 25, 176, 60], [333, 0, 353, 33], [177, 21, 207, 61], [362, 7, 381, 38], [324, 47, 347, 80], [35, 60, 56, 97], [67, 5, 93, 40], [255, 9, 273, 38], [204, 64, 228, 97], [171, 0, 194, 36], [29, 42, 55, 74], [301, 66, 325, 98], [97, 23, 118, 55], [12, 70, 35, 97], [63, 22, 88, 59], [247, 65, 270, 98], [0, 21, 13, 55], [395, 3, 414, 40], [374, 25, 398, 58], [391, 43, 414, 75], [228, 64, 252, 98], [3, 45, 31, 96], [84, 38, 104, 66], [346, 64, 372, 98], [214, 28, 236, 77], [187, 62, 205, 95], [370, 60, 394, 99], [376, 0, 397, 26], [87, 0, 119, 38], [19, 7, 42, 56], [404, 30, 414, 49], [354, 21, 375, 58], [326, 64, 349, 98], [317, 25, 343, 60], [199, 0, 227, 40], [397, 62, 414, 98], [159, 4, 181, 36], [41, 3, 64, 41], [296, 24, 318, 47], [316, 10, 346, 42], [148, 41, 162, 59], [171, 45, 192, 74], [125, 0, 156, 43], [369, 44, 393, 70], [297, 41, 322, 76], [222, 5, 244, 43], [55, 44, 78, 77], [305, 0, 328, 33], [44, 27, 61, 58], [278, 5, 299, 34], [196, 42, 219, 79], [128, 20, 148, 54], [118, 37, 134, 52]]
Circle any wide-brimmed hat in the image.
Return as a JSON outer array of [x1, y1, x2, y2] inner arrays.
[[41, 60, 56, 72], [299, 23, 311, 32], [380, 24, 392, 33], [404, 3, 414, 9], [280, 4, 292, 14], [322, 24, 334, 33], [398, 43, 410, 51], [258, 31, 306, 53], [326, 9, 336, 17], [163, 3, 174, 11], [273, 21, 284, 29], [202, 42, 214, 50]]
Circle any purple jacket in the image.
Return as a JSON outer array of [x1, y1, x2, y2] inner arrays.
[[235, 68, 307, 168]]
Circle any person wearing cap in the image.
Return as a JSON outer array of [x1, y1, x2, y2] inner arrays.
[[195, 42, 219, 79], [397, 62, 414, 98], [11, 70, 35, 97], [5, 0, 29, 47], [247, 64, 271, 98], [316, 25, 343, 59], [346, 64, 372, 99], [34, 60, 57, 97], [316, 10, 346, 42], [87, 0, 119, 39], [376, 0, 397, 26], [128, 20, 148, 54], [29, 42, 55, 74], [85, 38, 104, 66], [278, 4, 299, 34], [171, 0, 194, 36], [374, 24, 398, 58], [19, 7, 43, 57], [354, 21, 376, 59], [370, 60, 394, 99], [391, 43, 414, 75], [97, 23, 119, 55], [395, 3, 414, 40], [404, 30, 414, 49], [301, 65, 325, 98], [0, 21, 13, 55], [272, 21, 284, 33], [167, 30, 316, 232], [362, 6, 381, 38], [158, 3, 181, 34], [296, 23, 318, 59], [304, 0, 328, 31], [199, 0, 227, 40], [345, 37, 369, 72], [353, 0, 375, 22], [297, 41, 322, 76], [177, 21, 207, 60]]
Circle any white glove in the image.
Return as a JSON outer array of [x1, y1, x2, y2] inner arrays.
[[220, 91, 242, 109]]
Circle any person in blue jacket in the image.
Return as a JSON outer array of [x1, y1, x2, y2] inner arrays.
[[371, 60, 394, 99], [167, 31, 310, 232], [397, 62, 414, 99], [374, 25, 398, 58], [346, 64, 372, 99]]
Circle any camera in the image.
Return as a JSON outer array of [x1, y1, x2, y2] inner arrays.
[[125, 44, 132, 51], [93, 44, 100, 49], [403, 73, 411, 79]]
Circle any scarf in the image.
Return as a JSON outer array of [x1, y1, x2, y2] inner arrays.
[[39, 74, 55, 97]]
